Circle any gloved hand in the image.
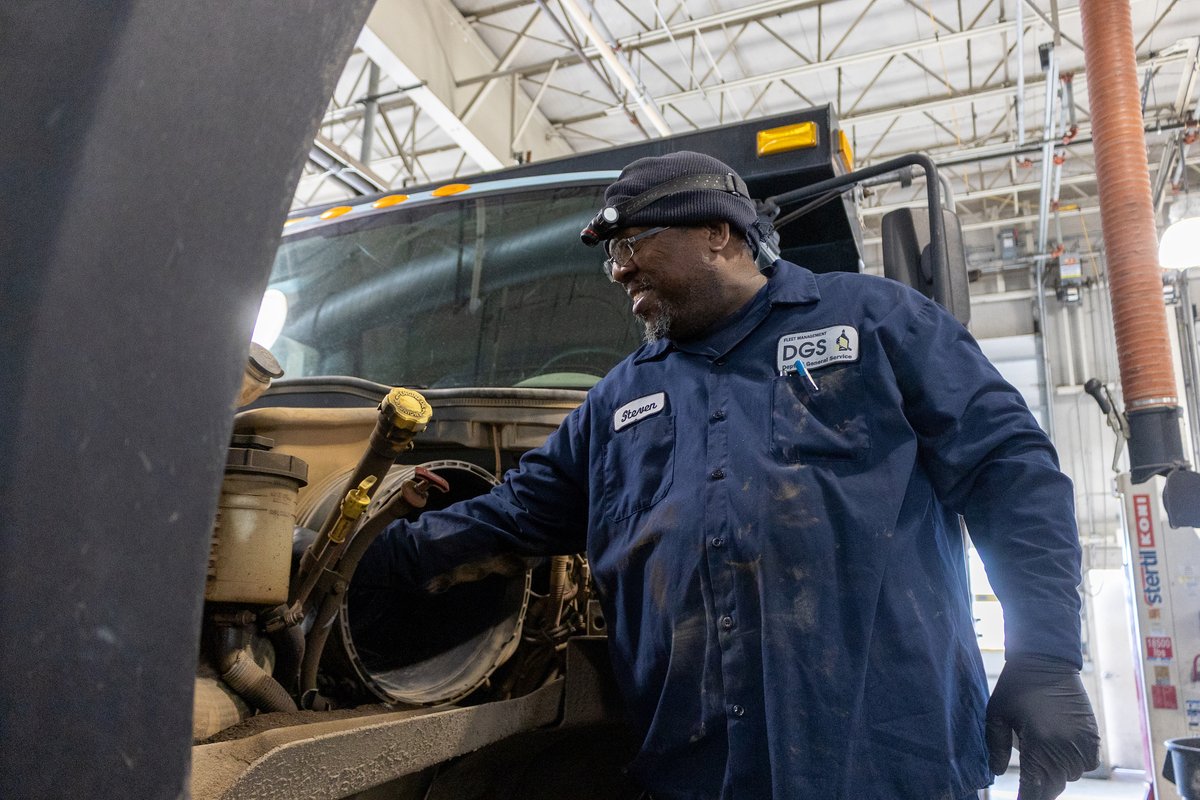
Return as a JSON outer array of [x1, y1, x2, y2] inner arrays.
[[423, 553, 538, 593], [985, 654, 1101, 800]]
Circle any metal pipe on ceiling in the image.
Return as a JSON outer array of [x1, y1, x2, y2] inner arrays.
[[557, 0, 672, 136], [1016, 0, 1026, 146], [1036, 45, 1060, 255], [360, 62, 381, 164], [531, 0, 652, 139]]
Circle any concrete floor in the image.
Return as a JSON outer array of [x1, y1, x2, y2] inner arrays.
[[984, 770, 1151, 799]]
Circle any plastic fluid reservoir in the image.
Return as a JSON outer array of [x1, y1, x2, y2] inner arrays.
[[206, 434, 308, 604]]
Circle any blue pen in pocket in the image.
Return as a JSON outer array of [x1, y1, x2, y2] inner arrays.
[[780, 359, 820, 393]]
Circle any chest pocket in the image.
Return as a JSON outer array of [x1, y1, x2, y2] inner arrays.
[[771, 363, 870, 462], [602, 414, 675, 521]]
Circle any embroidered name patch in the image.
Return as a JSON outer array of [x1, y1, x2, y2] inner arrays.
[[776, 325, 860, 373], [614, 392, 666, 431]]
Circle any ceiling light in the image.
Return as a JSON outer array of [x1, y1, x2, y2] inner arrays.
[[1161, 194, 1200, 270]]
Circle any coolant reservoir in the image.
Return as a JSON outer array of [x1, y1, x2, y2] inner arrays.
[[206, 435, 308, 604]]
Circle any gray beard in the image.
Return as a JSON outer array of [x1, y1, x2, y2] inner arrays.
[[641, 307, 674, 343]]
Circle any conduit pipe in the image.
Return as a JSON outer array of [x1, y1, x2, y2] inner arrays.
[[558, 0, 672, 136], [1080, 0, 1185, 482], [1016, 0, 1026, 146], [1034, 45, 1060, 441]]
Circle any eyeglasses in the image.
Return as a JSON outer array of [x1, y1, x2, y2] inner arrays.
[[603, 226, 670, 281]]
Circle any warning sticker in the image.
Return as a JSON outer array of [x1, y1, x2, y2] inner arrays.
[[1147, 636, 1174, 661], [1153, 684, 1179, 710]]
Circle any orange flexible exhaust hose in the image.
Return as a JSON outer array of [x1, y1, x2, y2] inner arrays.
[[1080, 0, 1185, 481], [1080, 0, 1178, 410]]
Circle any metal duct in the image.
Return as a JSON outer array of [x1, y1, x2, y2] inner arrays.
[[1080, 0, 1185, 481]]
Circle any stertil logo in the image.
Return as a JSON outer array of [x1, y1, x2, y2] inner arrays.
[[776, 326, 859, 373]]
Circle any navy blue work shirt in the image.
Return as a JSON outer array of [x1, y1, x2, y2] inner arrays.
[[363, 260, 1083, 800]]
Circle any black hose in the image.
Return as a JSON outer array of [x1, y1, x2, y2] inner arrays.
[[299, 482, 421, 696], [268, 622, 305, 697]]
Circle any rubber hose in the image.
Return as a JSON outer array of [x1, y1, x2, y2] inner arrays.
[[269, 623, 305, 696], [299, 485, 416, 695], [222, 650, 298, 713]]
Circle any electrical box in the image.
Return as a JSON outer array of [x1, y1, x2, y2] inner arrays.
[[1057, 252, 1084, 304]]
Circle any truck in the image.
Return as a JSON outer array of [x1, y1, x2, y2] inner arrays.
[[0, 7, 966, 798], [190, 105, 967, 798]]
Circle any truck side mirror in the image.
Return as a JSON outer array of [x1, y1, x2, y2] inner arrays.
[[881, 206, 971, 326]]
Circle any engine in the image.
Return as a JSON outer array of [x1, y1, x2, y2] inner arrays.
[[190, 349, 619, 799]]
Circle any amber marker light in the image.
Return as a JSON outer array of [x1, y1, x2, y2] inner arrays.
[[373, 194, 410, 208], [837, 130, 854, 172], [756, 122, 819, 157], [431, 183, 471, 197], [318, 206, 353, 220]]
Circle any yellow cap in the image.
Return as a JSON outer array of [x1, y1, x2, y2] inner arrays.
[[383, 387, 433, 433]]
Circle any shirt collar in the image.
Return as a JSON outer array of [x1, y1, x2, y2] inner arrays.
[[632, 337, 673, 364], [632, 260, 821, 364], [763, 259, 821, 306]]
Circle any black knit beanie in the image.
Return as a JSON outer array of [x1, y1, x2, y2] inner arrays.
[[600, 151, 759, 245]]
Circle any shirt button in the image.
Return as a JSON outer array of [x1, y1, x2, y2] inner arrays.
[[720, 615, 735, 630], [711, 536, 725, 548], [715, 359, 726, 366], [711, 410, 726, 421], [730, 704, 745, 717], [710, 469, 725, 480]]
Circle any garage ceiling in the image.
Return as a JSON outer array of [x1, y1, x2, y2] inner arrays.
[[296, 0, 1199, 286]]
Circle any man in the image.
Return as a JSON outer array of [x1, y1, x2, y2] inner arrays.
[[359, 152, 1099, 799]]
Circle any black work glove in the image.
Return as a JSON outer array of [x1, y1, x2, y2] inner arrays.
[[423, 553, 538, 593], [985, 655, 1101, 800]]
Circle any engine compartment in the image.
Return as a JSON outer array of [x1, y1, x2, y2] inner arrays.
[[190, 381, 632, 799]]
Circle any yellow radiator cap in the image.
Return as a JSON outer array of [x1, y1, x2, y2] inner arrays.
[[756, 122, 818, 157], [384, 387, 433, 432]]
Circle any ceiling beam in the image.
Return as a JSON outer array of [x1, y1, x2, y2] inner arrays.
[[309, 134, 390, 194], [599, 16, 1063, 115], [358, 0, 571, 172], [457, 0, 838, 86]]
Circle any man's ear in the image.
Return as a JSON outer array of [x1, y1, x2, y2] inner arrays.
[[703, 221, 732, 252]]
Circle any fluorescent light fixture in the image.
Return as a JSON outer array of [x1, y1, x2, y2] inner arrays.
[[251, 288, 288, 349], [1161, 194, 1200, 270], [1161, 216, 1200, 270]]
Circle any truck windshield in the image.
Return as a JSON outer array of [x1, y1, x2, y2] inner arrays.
[[268, 183, 644, 389]]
